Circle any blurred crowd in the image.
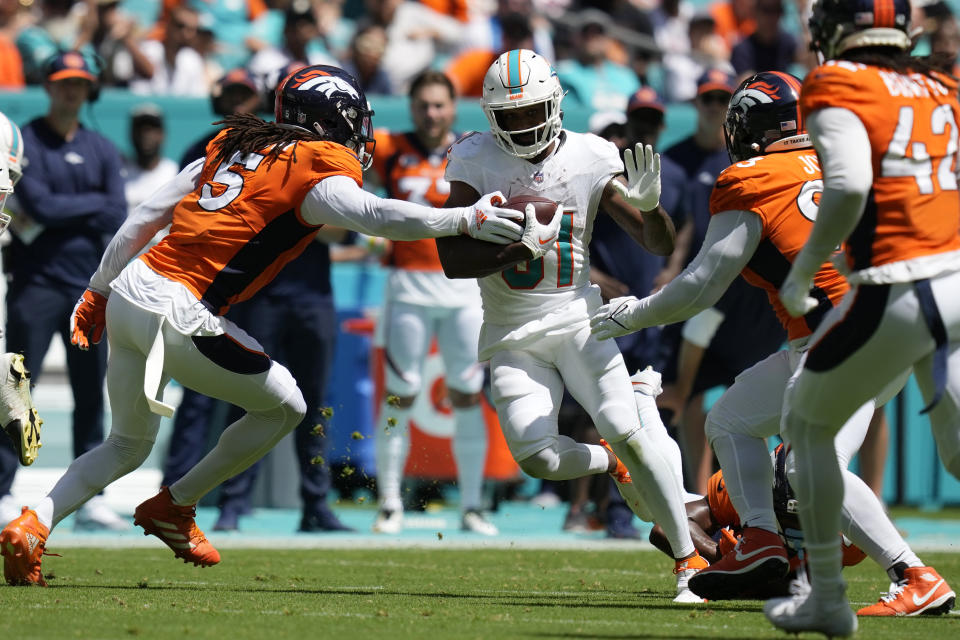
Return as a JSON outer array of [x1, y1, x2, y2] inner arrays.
[[1, 0, 957, 110]]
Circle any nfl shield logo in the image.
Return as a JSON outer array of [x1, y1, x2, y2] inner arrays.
[[533, 171, 544, 184]]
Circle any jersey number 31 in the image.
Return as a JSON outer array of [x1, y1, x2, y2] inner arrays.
[[502, 212, 575, 289]]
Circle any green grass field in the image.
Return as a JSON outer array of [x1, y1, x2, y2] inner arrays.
[[2, 548, 959, 639]]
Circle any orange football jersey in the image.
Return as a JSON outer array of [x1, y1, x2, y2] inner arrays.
[[371, 129, 451, 271], [140, 131, 362, 315], [710, 149, 849, 340], [801, 62, 960, 271], [707, 470, 740, 529]]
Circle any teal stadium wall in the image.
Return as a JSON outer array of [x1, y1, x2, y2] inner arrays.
[[0, 88, 953, 507]]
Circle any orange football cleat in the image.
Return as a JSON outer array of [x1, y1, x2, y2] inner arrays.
[[674, 552, 709, 603], [1, 507, 50, 586], [857, 566, 955, 616], [133, 487, 220, 567], [688, 526, 789, 600], [674, 552, 709, 574]]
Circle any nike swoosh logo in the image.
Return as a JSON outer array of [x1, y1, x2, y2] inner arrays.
[[912, 579, 946, 606], [538, 236, 555, 245], [735, 544, 784, 562]]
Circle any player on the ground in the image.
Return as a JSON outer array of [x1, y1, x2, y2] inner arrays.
[[368, 70, 496, 535], [649, 442, 953, 615], [0, 111, 42, 470], [435, 49, 708, 602], [762, 0, 960, 633], [0, 65, 526, 586], [589, 70, 954, 614], [649, 444, 869, 598]]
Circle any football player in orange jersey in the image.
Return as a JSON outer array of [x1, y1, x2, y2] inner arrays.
[[367, 70, 497, 536], [590, 69, 953, 615], [0, 65, 534, 586], [649, 444, 869, 599], [765, 0, 960, 633]]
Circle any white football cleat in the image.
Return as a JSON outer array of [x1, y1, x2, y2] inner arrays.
[[75, 495, 131, 531], [0, 353, 42, 466], [372, 508, 403, 534], [630, 366, 663, 397], [674, 554, 709, 604], [764, 588, 857, 637], [462, 509, 499, 536]]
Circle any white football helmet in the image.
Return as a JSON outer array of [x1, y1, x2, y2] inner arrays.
[[481, 49, 564, 159], [0, 111, 24, 222]]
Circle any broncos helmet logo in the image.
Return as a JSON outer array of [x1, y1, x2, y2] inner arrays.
[[730, 81, 782, 111], [299, 75, 359, 99], [289, 69, 360, 99]]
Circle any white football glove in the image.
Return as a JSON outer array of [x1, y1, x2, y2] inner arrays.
[[779, 272, 820, 318], [519, 202, 563, 259], [460, 192, 524, 244], [611, 143, 661, 211], [589, 295, 642, 341]]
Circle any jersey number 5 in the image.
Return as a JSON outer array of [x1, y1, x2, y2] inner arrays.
[[198, 152, 266, 211], [881, 104, 959, 194], [502, 212, 574, 289]]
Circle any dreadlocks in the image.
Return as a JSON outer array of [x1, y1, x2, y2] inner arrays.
[[843, 49, 958, 83], [210, 112, 324, 167]]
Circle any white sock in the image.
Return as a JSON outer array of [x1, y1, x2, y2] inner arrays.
[[839, 468, 921, 572], [610, 427, 695, 559], [636, 391, 687, 499], [170, 401, 299, 506], [45, 433, 154, 528], [452, 405, 487, 512], [34, 497, 53, 531], [374, 401, 412, 512], [785, 412, 845, 592], [709, 429, 779, 533]]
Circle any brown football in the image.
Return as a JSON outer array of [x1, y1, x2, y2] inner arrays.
[[502, 195, 559, 226]]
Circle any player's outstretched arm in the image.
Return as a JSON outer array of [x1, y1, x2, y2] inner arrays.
[[436, 180, 536, 278], [590, 210, 762, 340], [302, 176, 523, 244], [604, 143, 676, 256]]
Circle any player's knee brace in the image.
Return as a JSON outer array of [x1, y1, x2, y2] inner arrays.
[[283, 389, 307, 428], [781, 411, 835, 449], [256, 388, 307, 434], [104, 433, 154, 476], [517, 447, 561, 479]]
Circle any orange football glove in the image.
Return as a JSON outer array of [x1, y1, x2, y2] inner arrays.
[[717, 527, 739, 557], [70, 289, 108, 350]]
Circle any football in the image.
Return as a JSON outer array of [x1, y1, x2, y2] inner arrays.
[[501, 195, 559, 227]]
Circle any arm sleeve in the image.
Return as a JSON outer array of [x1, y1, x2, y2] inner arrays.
[[301, 174, 465, 240], [88, 159, 204, 294], [624, 210, 763, 327], [791, 107, 873, 280], [682, 307, 726, 348]]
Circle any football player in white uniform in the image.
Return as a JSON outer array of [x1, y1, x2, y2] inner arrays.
[[0, 111, 43, 478], [436, 49, 708, 602]]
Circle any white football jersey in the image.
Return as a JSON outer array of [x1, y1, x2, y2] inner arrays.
[[445, 130, 622, 330]]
